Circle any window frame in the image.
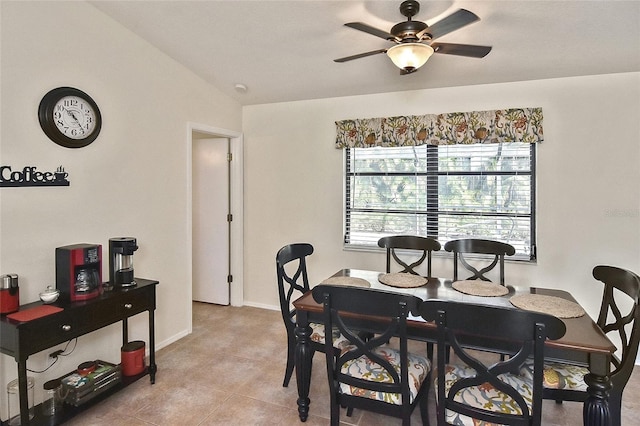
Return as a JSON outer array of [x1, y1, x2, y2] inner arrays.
[[343, 143, 537, 262]]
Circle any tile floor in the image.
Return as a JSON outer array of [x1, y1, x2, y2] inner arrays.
[[66, 303, 640, 425]]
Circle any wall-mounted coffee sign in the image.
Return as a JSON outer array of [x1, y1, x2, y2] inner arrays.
[[0, 165, 69, 187]]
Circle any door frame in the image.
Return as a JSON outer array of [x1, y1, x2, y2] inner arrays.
[[186, 122, 244, 326]]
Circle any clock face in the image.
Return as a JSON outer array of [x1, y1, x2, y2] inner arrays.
[[53, 96, 98, 140], [38, 87, 102, 148]]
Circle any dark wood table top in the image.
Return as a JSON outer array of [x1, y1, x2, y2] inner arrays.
[[293, 269, 615, 356]]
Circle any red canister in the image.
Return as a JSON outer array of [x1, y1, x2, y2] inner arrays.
[[121, 341, 145, 376], [0, 274, 19, 315]]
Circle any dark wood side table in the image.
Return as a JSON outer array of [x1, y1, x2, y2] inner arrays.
[[0, 278, 158, 426]]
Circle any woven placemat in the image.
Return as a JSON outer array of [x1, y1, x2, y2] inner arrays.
[[510, 294, 586, 318], [452, 280, 509, 297], [378, 273, 428, 288], [321, 276, 371, 288]]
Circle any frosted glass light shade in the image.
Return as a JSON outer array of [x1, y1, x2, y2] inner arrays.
[[386, 43, 434, 71]]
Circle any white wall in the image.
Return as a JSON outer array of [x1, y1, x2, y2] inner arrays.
[[0, 1, 241, 417], [242, 73, 640, 325]]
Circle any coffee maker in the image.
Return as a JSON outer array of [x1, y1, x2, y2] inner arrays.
[[56, 244, 102, 302], [109, 237, 138, 287]]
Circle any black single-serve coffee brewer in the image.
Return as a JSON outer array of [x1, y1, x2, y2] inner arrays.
[[109, 237, 138, 287]]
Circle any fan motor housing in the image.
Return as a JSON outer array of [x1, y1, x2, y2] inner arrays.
[[391, 20, 428, 41]]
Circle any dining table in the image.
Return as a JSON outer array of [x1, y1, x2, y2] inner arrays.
[[292, 269, 616, 426]]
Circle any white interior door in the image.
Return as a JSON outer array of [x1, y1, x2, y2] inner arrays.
[[192, 136, 229, 304]]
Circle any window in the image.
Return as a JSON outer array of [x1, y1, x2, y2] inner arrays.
[[344, 142, 536, 260]]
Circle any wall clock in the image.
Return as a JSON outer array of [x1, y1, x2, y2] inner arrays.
[[38, 87, 102, 148]]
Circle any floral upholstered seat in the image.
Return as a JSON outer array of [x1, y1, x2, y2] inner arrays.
[[520, 360, 588, 392], [309, 322, 349, 348], [339, 345, 431, 405], [438, 364, 534, 426]]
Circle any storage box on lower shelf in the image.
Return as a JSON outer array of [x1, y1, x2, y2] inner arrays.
[[60, 360, 121, 406]]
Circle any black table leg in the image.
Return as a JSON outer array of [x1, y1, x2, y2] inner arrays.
[[148, 308, 157, 384], [122, 317, 129, 346], [583, 353, 612, 426], [17, 359, 29, 426], [295, 310, 313, 422]]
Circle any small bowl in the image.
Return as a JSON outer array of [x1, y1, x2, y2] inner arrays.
[[39, 286, 60, 304]]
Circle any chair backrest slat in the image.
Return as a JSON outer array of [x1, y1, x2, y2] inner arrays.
[[377, 235, 441, 277], [276, 243, 314, 327], [444, 238, 515, 284], [592, 265, 640, 386]]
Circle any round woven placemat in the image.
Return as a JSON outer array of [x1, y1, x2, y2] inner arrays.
[[452, 280, 509, 297], [378, 273, 428, 288], [321, 276, 371, 288], [510, 294, 586, 318]]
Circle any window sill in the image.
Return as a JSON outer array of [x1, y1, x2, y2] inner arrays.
[[343, 244, 537, 264]]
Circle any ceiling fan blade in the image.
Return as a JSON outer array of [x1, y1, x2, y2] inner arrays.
[[418, 9, 480, 41], [431, 42, 492, 58], [345, 22, 396, 41], [334, 49, 387, 63]]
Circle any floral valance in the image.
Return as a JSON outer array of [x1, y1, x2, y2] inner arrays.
[[335, 107, 543, 148]]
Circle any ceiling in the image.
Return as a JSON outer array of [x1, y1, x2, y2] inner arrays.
[[89, 1, 640, 106]]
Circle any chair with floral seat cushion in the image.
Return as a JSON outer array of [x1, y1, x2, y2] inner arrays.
[[377, 235, 441, 277], [520, 265, 640, 426], [420, 300, 566, 426], [311, 285, 431, 426], [444, 238, 515, 285], [276, 243, 348, 387]]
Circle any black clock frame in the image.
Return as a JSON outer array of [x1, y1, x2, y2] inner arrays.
[[38, 87, 102, 148]]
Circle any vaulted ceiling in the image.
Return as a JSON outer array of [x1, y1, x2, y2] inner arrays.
[[90, 1, 640, 106]]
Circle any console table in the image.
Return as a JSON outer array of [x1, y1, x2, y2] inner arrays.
[[0, 278, 158, 426]]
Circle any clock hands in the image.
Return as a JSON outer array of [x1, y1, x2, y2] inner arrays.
[[62, 107, 87, 135]]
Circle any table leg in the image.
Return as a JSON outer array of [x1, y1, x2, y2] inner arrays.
[[583, 353, 612, 426], [148, 308, 157, 384], [295, 310, 313, 422], [122, 317, 129, 346], [17, 359, 29, 426]]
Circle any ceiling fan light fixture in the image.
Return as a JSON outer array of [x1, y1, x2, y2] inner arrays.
[[386, 42, 434, 71]]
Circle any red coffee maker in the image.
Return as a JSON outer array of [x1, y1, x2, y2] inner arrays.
[[0, 274, 19, 314], [56, 244, 103, 302]]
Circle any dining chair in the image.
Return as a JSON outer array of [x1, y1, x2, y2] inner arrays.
[[378, 235, 441, 361], [311, 285, 431, 426], [420, 300, 566, 426], [377, 235, 441, 277], [444, 238, 516, 284], [520, 265, 640, 426], [275, 243, 347, 387]]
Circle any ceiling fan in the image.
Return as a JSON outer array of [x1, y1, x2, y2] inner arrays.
[[334, 0, 492, 75]]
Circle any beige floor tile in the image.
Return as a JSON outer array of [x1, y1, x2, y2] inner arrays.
[[199, 395, 294, 425], [132, 381, 230, 425]]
